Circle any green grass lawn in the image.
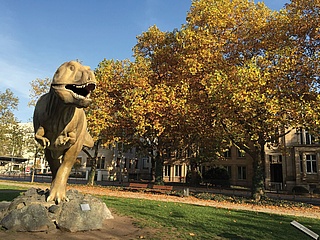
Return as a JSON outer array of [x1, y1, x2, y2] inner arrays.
[[0, 184, 319, 240], [0, 185, 28, 201], [102, 196, 320, 240]]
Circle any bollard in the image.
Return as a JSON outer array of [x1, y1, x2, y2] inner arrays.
[[183, 188, 189, 197]]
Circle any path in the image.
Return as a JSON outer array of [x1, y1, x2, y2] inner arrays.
[[1, 180, 320, 219]]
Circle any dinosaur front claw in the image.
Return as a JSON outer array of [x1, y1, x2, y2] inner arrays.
[[37, 136, 50, 149], [43, 139, 50, 148]]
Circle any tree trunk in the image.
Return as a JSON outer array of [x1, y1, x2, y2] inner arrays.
[[155, 154, 163, 184], [189, 163, 201, 186], [252, 157, 264, 201], [31, 166, 35, 183], [150, 157, 156, 182], [87, 156, 97, 186], [150, 149, 163, 184], [251, 140, 266, 201], [84, 139, 101, 186]]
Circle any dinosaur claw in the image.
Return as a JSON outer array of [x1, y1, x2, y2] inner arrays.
[[46, 195, 54, 203], [47, 188, 69, 204], [41, 138, 50, 149]]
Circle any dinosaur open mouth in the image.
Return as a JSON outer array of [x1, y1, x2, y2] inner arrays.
[[65, 83, 96, 98]]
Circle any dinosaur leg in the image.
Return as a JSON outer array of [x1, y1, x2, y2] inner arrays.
[[47, 144, 80, 204], [45, 149, 60, 181]]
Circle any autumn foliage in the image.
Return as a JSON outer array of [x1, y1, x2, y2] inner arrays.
[[88, 0, 320, 197]]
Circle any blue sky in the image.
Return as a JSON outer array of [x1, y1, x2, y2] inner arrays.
[[0, 0, 289, 122]]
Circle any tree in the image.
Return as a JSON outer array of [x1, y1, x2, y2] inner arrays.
[[28, 77, 52, 177], [280, 0, 320, 131], [28, 78, 51, 107], [179, 0, 320, 199], [90, 46, 193, 183], [133, 25, 227, 182], [82, 139, 101, 186], [89, 27, 225, 184], [88, 57, 169, 182], [86, 59, 140, 184], [88, 0, 319, 197], [0, 89, 19, 156]]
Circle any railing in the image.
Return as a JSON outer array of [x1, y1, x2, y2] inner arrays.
[[269, 182, 283, 192], [0, 173, 87, 183]]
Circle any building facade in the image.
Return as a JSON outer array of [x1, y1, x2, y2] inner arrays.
[[76, 143, 152, 182], [265, 128, 320, 192], [70, 128, 320, 191], [200, 147, 254, 188], [205, 128, 320, 191]]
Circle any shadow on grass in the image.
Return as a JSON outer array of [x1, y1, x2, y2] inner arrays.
[[0, 189, 26, 201]]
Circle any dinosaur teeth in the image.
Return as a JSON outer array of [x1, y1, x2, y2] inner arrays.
[[53, 83, 95, 100]]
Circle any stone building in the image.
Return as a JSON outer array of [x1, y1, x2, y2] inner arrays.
[[265, 128, 320, 192], [73, 128, 320, 191], [206, 128, 320, 191], [76, 143, 152, 182]]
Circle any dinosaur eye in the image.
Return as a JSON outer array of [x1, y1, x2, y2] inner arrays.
[[69, 65, 75, 71]]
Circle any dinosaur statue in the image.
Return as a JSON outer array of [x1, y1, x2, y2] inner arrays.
[[33, 61, 96, 203]]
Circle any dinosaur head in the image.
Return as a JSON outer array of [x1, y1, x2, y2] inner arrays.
[[51, 61, 96, 108]]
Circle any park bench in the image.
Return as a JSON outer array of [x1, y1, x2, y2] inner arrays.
[[127, 182, 149, 191], [150, 185, 174, 194]]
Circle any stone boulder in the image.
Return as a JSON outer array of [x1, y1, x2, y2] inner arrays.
[[0, 188, 113, 232]]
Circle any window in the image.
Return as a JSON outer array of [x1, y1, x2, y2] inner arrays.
[[123, 158, 127, 169], [223, 148, 231, 158], [300, 154, 303, 173], [164, 148, 172, 158], [187, 148, 192, 158], [176, 149, 183, 158], [201, 165, 206, 175], [297, 128, 316, 145], [237, 149, 245, 158], [116, 158, 121, 167], [225, 166, 232, 178], [175, 165, 182, 176], [98, 157, 105, 169], [269, 155, 282, 164], [142, 157, 150, 169], [306, 154, 317, 174], [86, 157, 93, 167], [76, 157, 82, 166], [237, 166, 247, 180], [164, 165, 171, 177], [306, 131, 315, 145]]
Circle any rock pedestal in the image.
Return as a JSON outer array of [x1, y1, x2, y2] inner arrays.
[[0, 188, 113, 232]]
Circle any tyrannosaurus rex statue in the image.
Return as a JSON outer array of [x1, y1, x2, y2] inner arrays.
[[33, 61, 96, 203]]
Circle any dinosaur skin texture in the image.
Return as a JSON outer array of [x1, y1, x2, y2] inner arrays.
[[33, 61, 96, 204]]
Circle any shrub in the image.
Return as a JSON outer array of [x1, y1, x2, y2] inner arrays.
[[194, 192, 214, 200], [313, 188, 320, 194], [292, 186, 309, 195], [186, 169, 202, 186], [203, 166, 230, 187]]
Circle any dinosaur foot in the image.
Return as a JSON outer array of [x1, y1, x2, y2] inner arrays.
[[46, 186, 69, 204]]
